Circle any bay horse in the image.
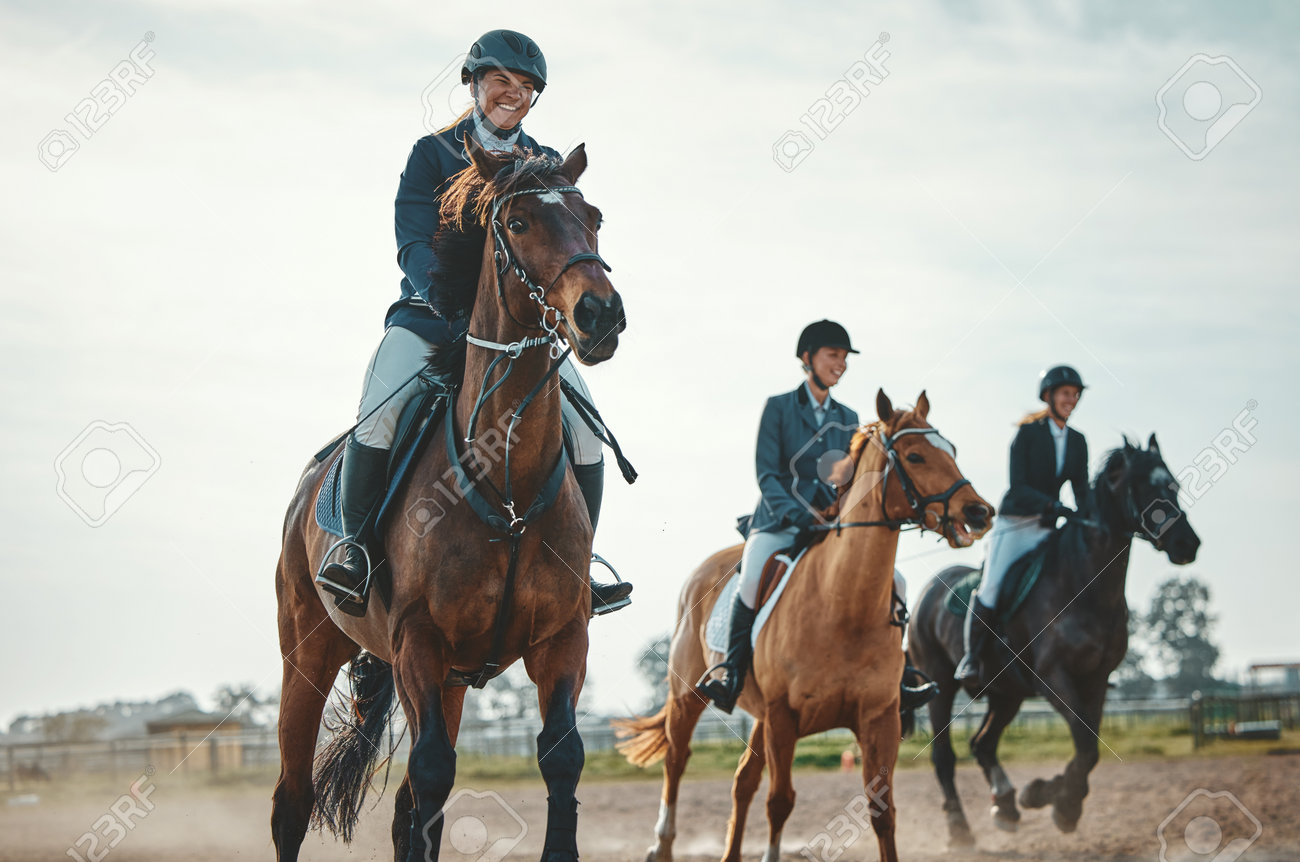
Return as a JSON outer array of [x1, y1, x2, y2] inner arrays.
[[615, 391, 993, 862], [272, 138, 624, 862], [907, 434, 1200, 846]]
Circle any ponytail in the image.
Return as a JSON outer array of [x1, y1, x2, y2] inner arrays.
[[1017, 408, 1050, 426], [437, 105, 475, 135]]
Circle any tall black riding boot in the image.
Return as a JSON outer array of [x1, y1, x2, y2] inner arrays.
[[697, 595, 757, 714], [900, 664, 938, 712], [316, 437, 388, 607], [953, 598, 999, 685], [573, 459, 633, 614]]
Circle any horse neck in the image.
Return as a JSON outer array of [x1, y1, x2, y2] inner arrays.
[[1069, 476, 1136, 616], [809, 440, 900, 620], [455, 249, 564, 498]]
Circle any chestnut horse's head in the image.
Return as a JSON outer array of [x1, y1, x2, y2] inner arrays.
[[829, 389, 995, 548], [445, 136, 625, 364]]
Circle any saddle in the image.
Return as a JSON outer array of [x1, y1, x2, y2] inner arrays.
[[945, 542, 1048, 624], [314, 378, 451, 612]]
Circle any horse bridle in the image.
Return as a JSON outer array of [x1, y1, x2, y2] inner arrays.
[[487, 183, 611, 360], [815, 425, 971, 539]]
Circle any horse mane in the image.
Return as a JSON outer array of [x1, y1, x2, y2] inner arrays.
[[440, 147, 569, 232]]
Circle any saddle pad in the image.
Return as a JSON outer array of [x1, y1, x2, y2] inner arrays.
[[315, 452, 345, 537], [944, 545, 1046, 623], [705, 549, 806, 654]]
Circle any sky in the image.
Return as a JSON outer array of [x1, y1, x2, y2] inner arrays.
[[2, 0, 1298, 729]]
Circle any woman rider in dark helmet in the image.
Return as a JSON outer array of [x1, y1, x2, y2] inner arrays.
[[954, 364, 1089, 686], [697, 320, 938, 714], [316, 29, 632, 614]]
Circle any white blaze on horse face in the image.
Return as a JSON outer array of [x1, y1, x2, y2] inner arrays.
[[925, 432, 957, 459], [1150, 466, 1174, 487], [534, 190, 565, 205]]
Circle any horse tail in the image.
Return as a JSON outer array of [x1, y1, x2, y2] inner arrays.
[[310, 652, 397, 842], [612, 704, 670, 767]]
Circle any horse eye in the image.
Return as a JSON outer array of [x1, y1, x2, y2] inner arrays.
[[906, 453, 924, 464], [507, 217, 528, 233]]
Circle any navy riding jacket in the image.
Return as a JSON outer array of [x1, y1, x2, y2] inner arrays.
[[744, 385, 860, 536], [998, 416, 1089, 517], [385, 115, 558, 345]]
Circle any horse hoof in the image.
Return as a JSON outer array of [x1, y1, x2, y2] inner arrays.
[[1051, 807, 1079, 834], [991, 790, 1020, 831], [645, 847, 667, 862], [947, 814, 976, 848], [1019, 778, 1051, 810]]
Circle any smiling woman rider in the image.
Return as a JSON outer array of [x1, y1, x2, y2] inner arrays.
[[315, 29, 632, 615]]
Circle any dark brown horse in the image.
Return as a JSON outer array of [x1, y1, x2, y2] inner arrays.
[[272, 138, 624, 862], [615, 392, 993, 862], [908, 434, 1200, 846]]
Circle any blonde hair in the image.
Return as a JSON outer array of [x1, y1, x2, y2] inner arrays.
[[1018, 407, 1051, 426], [437, 106, 474, 135]]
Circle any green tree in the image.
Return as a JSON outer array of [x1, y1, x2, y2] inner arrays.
[[1113, 607, 1156, 699], [636, 633, 672, 711], [1144, 575, 1220, 697]]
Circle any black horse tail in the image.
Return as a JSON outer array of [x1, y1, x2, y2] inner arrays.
[[310, 652, 397, 842]]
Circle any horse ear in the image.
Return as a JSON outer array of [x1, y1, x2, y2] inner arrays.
[[915, 390, 930, 421], [464, 133, 506, 180], [560, 143, 588, 184], [1148, 432, 1161, 455], [876, 389, 894, 423]]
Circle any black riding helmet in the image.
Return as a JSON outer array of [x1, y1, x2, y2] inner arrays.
[[795, 319, 859, 360], [461, 29, 548, 93], [1038, 364, 1085, 402]]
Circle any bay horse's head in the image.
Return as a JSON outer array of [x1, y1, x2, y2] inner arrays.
[[828, 389, 994, 548], [445, 136, 625, 363], [1099, 433, 1200, 564]]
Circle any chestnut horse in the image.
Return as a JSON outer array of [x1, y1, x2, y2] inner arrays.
[[616, 391, 993, 862], [907, 435, 1200, 846], [272, 139, 624, 862]]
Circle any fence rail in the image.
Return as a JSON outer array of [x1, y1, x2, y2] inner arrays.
[[0, 697, 1206, 785], [1189, 692, 1300, 749]]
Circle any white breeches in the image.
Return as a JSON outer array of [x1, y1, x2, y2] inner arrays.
[[353, 326, 603, 465], [739, 526, 906, 611], [975, 514, 1052, 607]]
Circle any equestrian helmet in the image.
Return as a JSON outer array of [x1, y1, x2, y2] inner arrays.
[[1038, 364, 1085, 401], [461, 29, 548, 92], [795, 320, 859, 359]]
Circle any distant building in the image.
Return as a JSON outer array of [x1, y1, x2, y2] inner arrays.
[[145, 709, 244, 773], [1247, 662, 1300, 694]]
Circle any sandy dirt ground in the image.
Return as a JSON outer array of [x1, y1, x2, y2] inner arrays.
[[3, 753, 1297, 861]]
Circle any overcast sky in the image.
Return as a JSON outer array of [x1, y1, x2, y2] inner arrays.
[[3, 0, 1297, 728]]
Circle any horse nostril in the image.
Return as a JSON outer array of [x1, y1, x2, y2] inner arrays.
[[573, 293, 603, 334], [964, 503, 990, 527]]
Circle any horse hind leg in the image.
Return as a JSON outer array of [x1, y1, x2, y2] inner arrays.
[[638, 689, 708, 862], [271, 559, 357, 861], [970, 691, 1024, 833], [926, 680, 974, 848], [722, 719, 767, 862]]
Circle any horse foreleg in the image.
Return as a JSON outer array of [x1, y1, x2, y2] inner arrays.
[[647, 690, 708, 862], [393, 621, 455, 862], [760, 704, 799, 862], [721, 719, 767, 862], [1020, 672, 1103, 833], [271, 561, 355, 862], [970, 691, 1024, 833], [857, 704, 901, 862], [926, 680, 973, 847], [392, 685, 467, 862], [527, 620, 589, 862]]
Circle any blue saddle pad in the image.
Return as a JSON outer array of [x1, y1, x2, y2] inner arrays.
[[315, 452, 346, 537]]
